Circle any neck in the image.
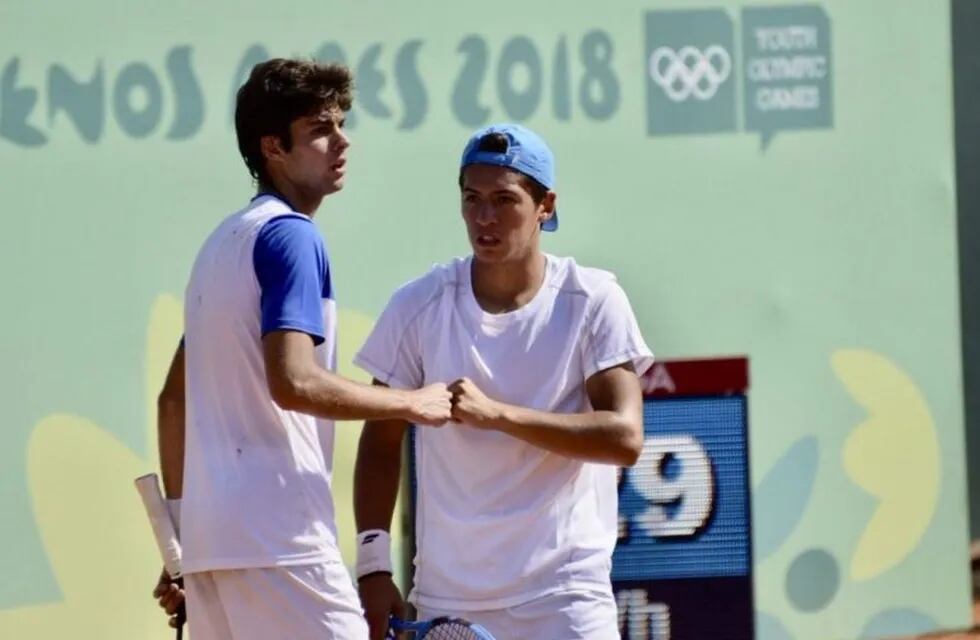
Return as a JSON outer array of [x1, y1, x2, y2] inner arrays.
[[260, 179, 323, 217], [471, 251, 547, 314]]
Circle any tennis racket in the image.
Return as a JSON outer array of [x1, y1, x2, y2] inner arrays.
[[135, 473, 186, 640], [388, 615, 496, 640]]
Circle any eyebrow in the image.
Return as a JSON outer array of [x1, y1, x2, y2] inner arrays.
[[462, 186, 520, 196], [305, 119, 343, 134], [307, 110, 342, 124]]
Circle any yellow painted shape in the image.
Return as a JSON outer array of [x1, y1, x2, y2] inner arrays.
[[0, 294, 389, 637], [0, 294, 182, 638], [833, 349, 940, 581]]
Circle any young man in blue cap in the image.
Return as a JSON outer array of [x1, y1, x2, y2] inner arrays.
[[352, 123, 654, 639]]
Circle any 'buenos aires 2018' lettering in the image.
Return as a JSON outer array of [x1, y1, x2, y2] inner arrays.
[[1, 31, 622, 147], [1, 47, 204, 146]]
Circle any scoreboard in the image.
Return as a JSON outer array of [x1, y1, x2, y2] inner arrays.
[[615, 358, 753, 640]]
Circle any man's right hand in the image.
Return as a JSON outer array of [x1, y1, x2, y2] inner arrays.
[[152, 567, 185, 629], [405, 383, 453, 426], [358, 572, 406, 640]]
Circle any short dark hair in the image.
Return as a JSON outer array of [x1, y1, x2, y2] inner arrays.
[[235, 58, 353, 187], [458, 133, 549, 204]]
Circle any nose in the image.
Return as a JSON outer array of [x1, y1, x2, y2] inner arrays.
[[473, 202, 497, 226], [334, 128, 350, 152]]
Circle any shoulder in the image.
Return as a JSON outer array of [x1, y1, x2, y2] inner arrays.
[[384, 257, 465, 316], [253, 215, 323, 264], [251, 215, 327, 293], [256, 214, 320, 247], [548, 254, 620, 302]]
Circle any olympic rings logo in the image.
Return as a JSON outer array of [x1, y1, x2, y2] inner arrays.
[[649, 45, 732, 102]]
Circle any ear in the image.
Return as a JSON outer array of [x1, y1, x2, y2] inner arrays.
[[260, 135, 286, 166], [538, 191, 557, 225]]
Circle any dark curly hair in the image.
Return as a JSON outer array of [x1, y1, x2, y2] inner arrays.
[[235, 58, 353, 187]]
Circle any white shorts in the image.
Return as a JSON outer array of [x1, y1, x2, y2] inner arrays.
[[184, 562, 369, 640], [417, 589, 618, 640]]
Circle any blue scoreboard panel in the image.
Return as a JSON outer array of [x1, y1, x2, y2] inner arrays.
[[614, 358, 753, 640]]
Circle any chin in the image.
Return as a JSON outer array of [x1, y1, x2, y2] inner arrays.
[[323, 179, 345, 195], [472, 246, 509, 264]]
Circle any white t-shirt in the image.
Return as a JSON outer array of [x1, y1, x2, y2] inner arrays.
[[354, 254, 653, 610], [181, 194, 342, 574]]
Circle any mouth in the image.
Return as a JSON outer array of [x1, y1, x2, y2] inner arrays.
[[475, 234, 501, 248], [331, 158, 347, 172]]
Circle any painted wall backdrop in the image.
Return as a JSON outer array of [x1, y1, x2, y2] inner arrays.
[[0, 0, 970, 637]]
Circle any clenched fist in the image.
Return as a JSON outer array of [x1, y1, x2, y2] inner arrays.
[[405, 383, 453, 426], [448, 377, 504, 428], [152, 567, 185, 630]]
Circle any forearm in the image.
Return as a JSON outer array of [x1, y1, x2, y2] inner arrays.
[[158, 344, 185, 498], [158, 399, 185, 498], [276, 368, 412, 422], [354, 420, 405, 532], [490, 404, 642, 466], [265, 332, 449, 426]]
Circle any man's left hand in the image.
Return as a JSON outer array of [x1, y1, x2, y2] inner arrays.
[[448, 377, 504, 429]]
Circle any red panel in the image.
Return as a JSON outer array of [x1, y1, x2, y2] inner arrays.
[[640, 357, 750, 397]]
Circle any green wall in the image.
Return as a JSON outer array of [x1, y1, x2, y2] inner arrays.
[[0, 1, 970, 637]]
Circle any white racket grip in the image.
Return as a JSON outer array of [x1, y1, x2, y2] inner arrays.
[[135, 473, 183, 578]]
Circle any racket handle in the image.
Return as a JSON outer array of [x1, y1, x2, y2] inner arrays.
[[135, 473, 183, 578], [175, 600, 186, 640]]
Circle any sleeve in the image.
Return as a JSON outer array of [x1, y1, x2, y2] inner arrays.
[[581, 280, 655, 380], [253, 216, 327, 346], [353, 288, 425, 390]]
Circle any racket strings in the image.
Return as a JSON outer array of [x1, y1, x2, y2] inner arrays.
[[424, 622, 486, 640]]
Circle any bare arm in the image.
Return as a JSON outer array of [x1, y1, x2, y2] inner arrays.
[[353, 381, 409, 534], [263, 330, 450, 425], [157, 342, 185, 499], [353, 380, 411, 640], [154, 341, 187, 627], [450, 362, 644, 466]]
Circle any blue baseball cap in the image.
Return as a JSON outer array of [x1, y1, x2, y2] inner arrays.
[[460, 123, 558, 231]]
